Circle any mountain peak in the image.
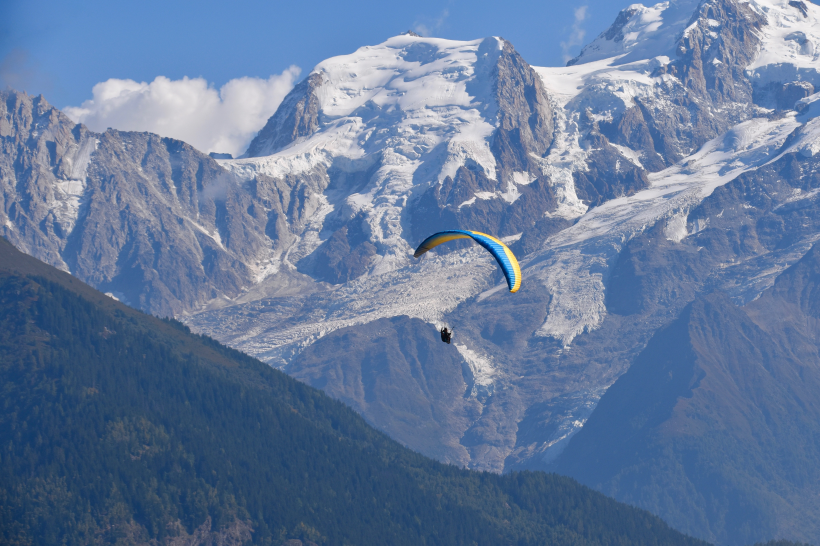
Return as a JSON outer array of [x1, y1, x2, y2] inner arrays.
[[244, 35, 504, 158], [240, 33, 561, 290], [568, 0, 702, 66]]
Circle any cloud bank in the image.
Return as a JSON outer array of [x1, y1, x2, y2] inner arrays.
[[64, 67, 301, 157], [561, 6, 589, 64]]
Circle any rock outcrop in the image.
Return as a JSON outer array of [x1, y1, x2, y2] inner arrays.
[[244, 73, 324, 158], [0, 90, 324, 315]]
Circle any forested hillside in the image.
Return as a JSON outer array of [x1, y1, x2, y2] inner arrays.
[[0, 236, 706, 546]]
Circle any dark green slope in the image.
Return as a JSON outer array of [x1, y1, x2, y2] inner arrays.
[[0, 236, 705, 546], [553, 243, 820, 545]]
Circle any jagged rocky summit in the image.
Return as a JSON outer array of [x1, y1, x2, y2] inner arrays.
[[0, 92, 269, 316], [3, 0, 820, 542]]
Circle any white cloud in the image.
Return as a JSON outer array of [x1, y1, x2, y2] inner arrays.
[[64, 67, 301, 157], [561, 6, 589, 64], [413, 9, 449, 37]]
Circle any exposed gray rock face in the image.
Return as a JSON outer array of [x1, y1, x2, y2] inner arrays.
[[598, 107, 667, 172], [409, 165, 560, 248], [491, 40, 554, 178], [583, 0, 765, 170], [288, 316, 482, 465], [0, 90, 319, 316], [0, 92, 94, 269], [244, 73, 324, 158], [651, 0, 763, 161], [788, 0, 809, 18], [508, 215, 572, 256], [661, 0, 764, 104], [604, 223, 713, 317], [296, 212, 377, 284], [573, 133, 651, 207], [755, 80, 815, 111], [67, 129, 267, 315], [405, 40, 563, 247]]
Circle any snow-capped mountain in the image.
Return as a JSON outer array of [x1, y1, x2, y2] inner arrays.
[[3, 0, 820, 542], [190, 1, 820, 541], [187, 0, 820, 445], [230, 34, 577, 283]]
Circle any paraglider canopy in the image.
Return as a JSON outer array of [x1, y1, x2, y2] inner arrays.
[[413, 230, 521, 293]]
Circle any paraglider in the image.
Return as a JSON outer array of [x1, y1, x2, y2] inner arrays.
[[413, 229, 522, 293], [414, 229, 522, 343], [440, 327, 453, 344]]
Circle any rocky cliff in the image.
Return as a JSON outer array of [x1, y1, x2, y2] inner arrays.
[[0, 91, 260, 315], [0, 91, 337, 316]]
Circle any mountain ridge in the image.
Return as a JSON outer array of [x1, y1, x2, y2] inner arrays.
[[552, 243, 820, 544], [3, 0, 820, 541]]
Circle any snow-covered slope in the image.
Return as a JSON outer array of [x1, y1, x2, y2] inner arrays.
[[231, 35, 510, 275], [567, 0, 701, 66], [224, 34, 571, 286], [747, 0, 820, 86]]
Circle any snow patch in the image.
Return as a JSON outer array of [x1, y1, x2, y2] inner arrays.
[[455, 343, 496, 394], [501, 232, 523, 243], [746, 0, 820, 87], [776, 187, 820, 208], [796, 92, 820, 119], [611, 143, 645, 169], [511, 171, 537, 185], [664, 210, 690, 242], [534, 249, 608, 346], [458, 196, 477, 208], [44, 135, 97, 238], [185, 217, 225, 250], [569, 0, 702, 66]]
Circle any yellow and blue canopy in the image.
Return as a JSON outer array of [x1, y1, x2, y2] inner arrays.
[[413, 230, 522, 293]]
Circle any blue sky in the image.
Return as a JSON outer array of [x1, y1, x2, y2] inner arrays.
[[1, 0, 629, 155], [2, 0, 626, 108]]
